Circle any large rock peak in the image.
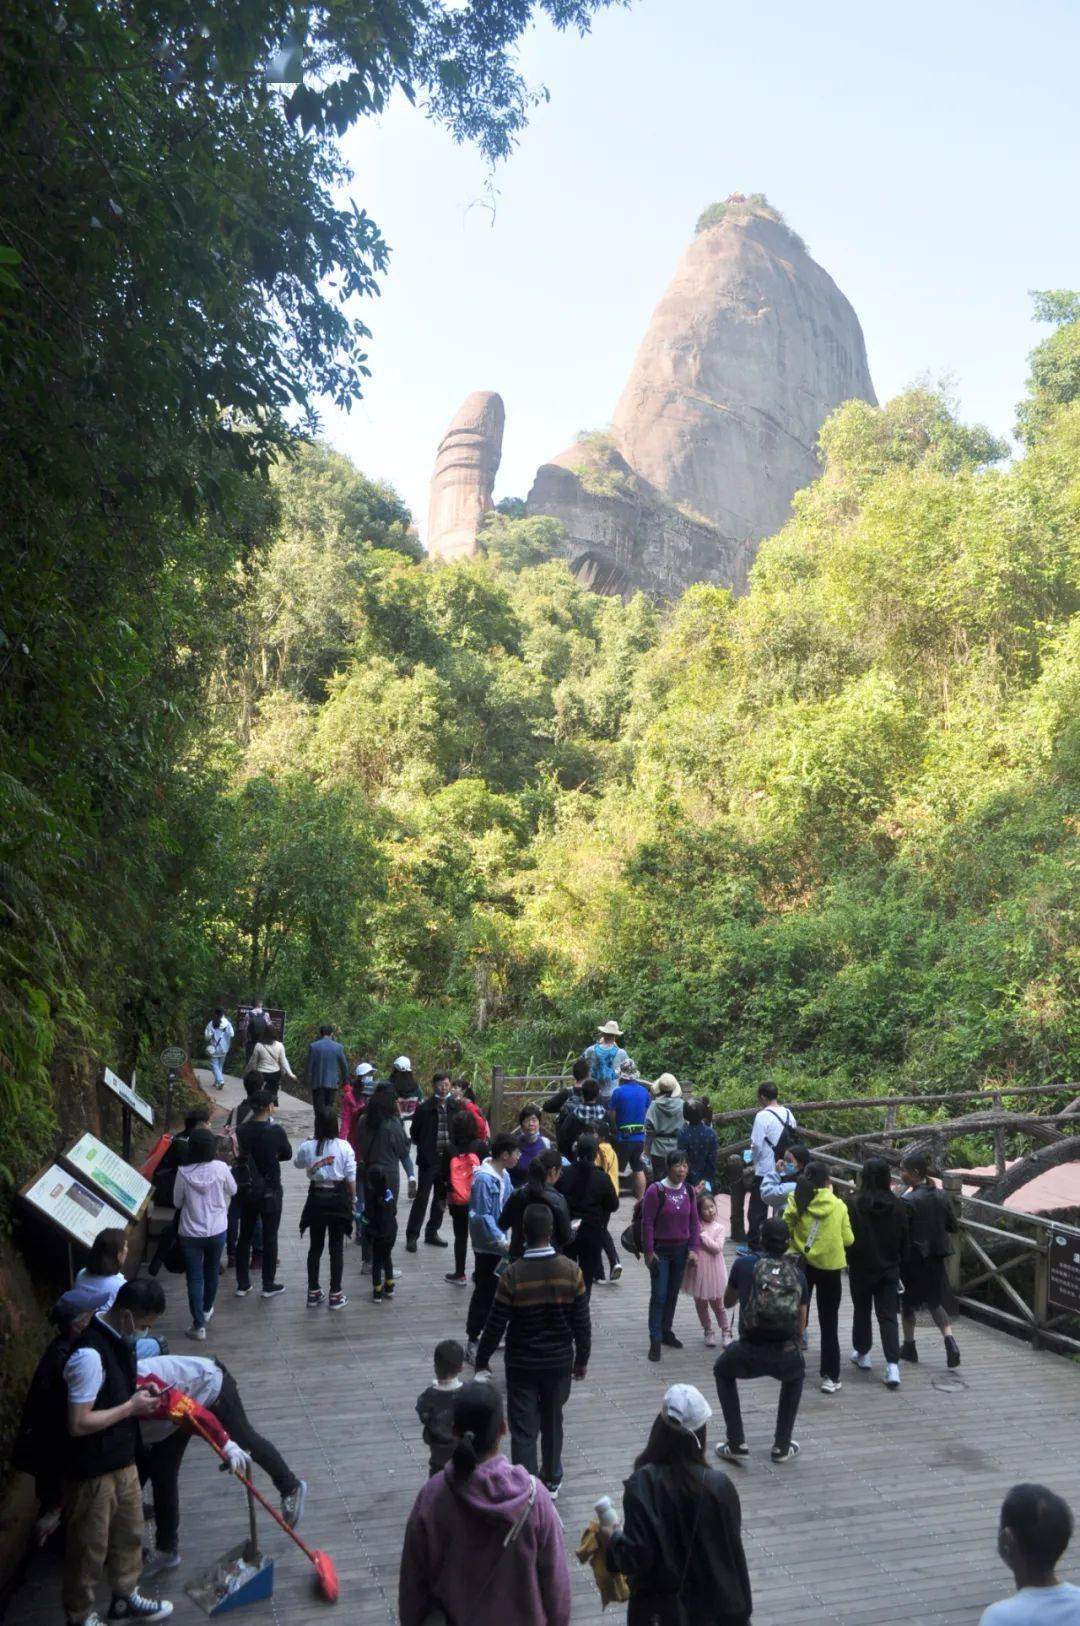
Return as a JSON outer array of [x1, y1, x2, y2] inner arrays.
[[427, 390, 505, 563]]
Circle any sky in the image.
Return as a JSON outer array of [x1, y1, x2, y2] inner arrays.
[[319, 0, 1080, 540]]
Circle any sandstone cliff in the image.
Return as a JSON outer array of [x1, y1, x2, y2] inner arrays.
[[427, 390, 505, 563]]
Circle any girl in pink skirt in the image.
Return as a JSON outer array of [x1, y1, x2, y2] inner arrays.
[[682, 1191, 732, 1347]]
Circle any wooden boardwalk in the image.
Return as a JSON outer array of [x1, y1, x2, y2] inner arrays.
[[10, 1074, 1080, 1625]]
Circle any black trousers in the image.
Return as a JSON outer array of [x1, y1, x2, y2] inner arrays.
[[213, 1366, 297, 1496], [466, 1252, 501, 1340], [571, 1224, 606, 1297], [804, 1263, 843, 1381], [236, 1192, 281, 1290], [450, 1204, 470, 1276], [850, 1269, 901, 1363], [306, 1213, 348, 1293], [506, 1366, 572, 1486], [406, 1163, 447, 1241], [371, 1236, 395, 1288], [714, 1338, 804, 1452], [311, 1086, 338, 1114], [746, 1176, 766, 1249]]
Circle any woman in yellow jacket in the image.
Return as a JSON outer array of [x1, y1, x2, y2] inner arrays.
[[784, 1162, 854, 1394], [596, 1122, 623, 1282]]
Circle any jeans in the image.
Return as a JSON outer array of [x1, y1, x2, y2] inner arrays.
[[506, 1366, 572, 1486], [466, 1252, 502, 1341], [209, 1055, 226, 1088], [713, 1338, 805, 1451], [850, 1269, 901, 1363], [648, 1244, 689, 1342], [180, 1232, 225, 1328], [213, 1365, 297, 1496], [236, 1193, 281, 1291], [450, 1204, 470, 1276], [406, 1163, 447, 1242], [307, 1214, 348, 1294], [746, 1176, 766, 1249], [805, 1263, 843, 1381]]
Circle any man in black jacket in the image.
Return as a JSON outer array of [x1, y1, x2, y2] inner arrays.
[[235, 1092, 292, 1298], [405, 1072, 452, 1253], [475, 1203, 590, 1499]]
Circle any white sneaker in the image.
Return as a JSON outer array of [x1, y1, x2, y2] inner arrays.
[[849, 1350, 872, 1370], [704, 1330, 717, 1348], [185, 1325, 206, 1342], [204, 1307, 215, 1324], [820, 1377, 842, 1394], [610, 1261, 623, 1281], [884, 1363, 901, 1390]]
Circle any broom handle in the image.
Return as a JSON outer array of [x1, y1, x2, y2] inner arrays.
[[187, 1412, 322, 1566], [245, 1486, 258, 1565]]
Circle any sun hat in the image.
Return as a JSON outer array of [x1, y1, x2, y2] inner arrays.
[[596, 1021, 624, 1038], [661, 1383, 712, 1435], [50, 1284, 111, 1326], [618, 1057, 638, 1077], [392, 1055, 412, 1071], [656, 1072, 679, 1095]]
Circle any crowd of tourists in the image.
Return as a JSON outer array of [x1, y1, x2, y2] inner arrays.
[[14, 1011, 1079, 1625]]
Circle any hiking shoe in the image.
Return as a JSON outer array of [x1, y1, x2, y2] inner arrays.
[[850, 1350, 872, 1370], [884, 1363, 901, 1390], [141, 1551, 181, 1580], [444, 1272, 468, 1285], [715, 1441, 749, 1463], [820, 1377, 842, 1394], [307, 1289, 325, 1307], [261, 1283, 286, 1298], [465, 1339, 478, 1364], [234, 1285, 253, 1297], [945, 1335, 961, 1369], [704, 1330, 717, 1348], [424, 1233, 449, 1248], [899, 1340, 918, 1363], [384, 1279, 395, 1298], [107, 1592, 173, 1621], [185, 1325, 206, 1342], [405, 1239, 418, 1253], [328, 1292, 348, 1310], [770, 1441, 800, 1464], [661, 1333, 683, 1349], [648, 1341, 661, 1363], [281, 1481, 307, 1529], [610, 1260, 623, 1281]]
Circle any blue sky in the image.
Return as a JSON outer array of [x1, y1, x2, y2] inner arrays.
[[321, 0, 1080, 538]]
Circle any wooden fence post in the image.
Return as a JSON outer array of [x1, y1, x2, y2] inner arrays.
[[490, 1065, 506, 1134], [942, 1172, 963, 1297], [727, 1154, 747, 1245]]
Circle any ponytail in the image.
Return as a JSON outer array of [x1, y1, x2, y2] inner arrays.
[[450, 1381, 504, 1481], [793, 1159, 829, 1217], [527, 1148, 561, 1188]]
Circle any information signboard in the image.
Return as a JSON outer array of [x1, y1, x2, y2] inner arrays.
[[101, 1064, 154, 1126], [237, 1005, 287, 1048], [159, 1046, 187, 1070], [1048, 1227, 1080, 1315], [21, 1164, 125, 1250], [60, 1132, 152, 1221]]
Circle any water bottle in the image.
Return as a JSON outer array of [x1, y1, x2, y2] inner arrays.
[[594, 1495, 618, 1530]]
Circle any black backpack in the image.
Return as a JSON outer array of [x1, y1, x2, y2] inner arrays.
[[622, 1183, 666, 1259], [767, 1107, 798, 1160]]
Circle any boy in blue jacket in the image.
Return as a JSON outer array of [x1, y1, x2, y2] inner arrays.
[[464, 1131, 521, 1361]]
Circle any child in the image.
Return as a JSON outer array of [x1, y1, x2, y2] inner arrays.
[[681, 1192, 731, 1347], [445, 1115, 481, 1286], [415, 1339, 465, 1475], [362, 1161, 398, 1302]]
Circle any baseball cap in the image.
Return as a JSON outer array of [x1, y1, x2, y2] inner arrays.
[[50, 1283, 111, 1326], [392, 1055, 412, 1071], [660, 1383, 712, 1435]]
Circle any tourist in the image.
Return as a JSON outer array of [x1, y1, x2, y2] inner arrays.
[[338, 1070, 364, 1145], [476, 1203, 589, 1497], [603, 1383, 752, 1626], [303, 1023, 348, 1112], [747, 1081, 797, 1250], [557, 1076, 608, 1150], [783, 1160, 853, 1393], [641, 1149, 701, 1363], [398, 1381, 570, 1626], [388, 1054, 420, 1118], [74, 1228, 129, 1311], [405, 1071, 452, 1252], [610, 1057, 652, 1200], [644, 1074, 684, 1180], [295, 1105, 357, 1309], [557, 1133, 619, 1297], [445, 1113, 482, 1285], [682, 1190, 732, 1348], [714, 1217, 808, 1465], [759, 1141, 811, 1210], [508, 1102, 550, 1188], [61, 1280, 171, 1626], [247, 1025, 296, 1100], [846, 1156, 909, 1390], [450, 1076, 489, 1141], [152, 1106, 211, 1210], [595, 1117, 624, 1280], [362, 1161, 399, 1302], [543, 1058, 589, 1157], [499, 1147, 572, 1259], [898, 1148, 961, 1369], [584, 1020, 629, 1106], [203, 1007, 234, 1090], [980, 1484, 1080, 1623], [678, 1097, 720, 1192], [465, 1130, 522, 1362], [243, 997, 270, 1059], [174, 1126, 236, 1340], [415, 1339, 465, 1476], [355, 1084, 416, 1198], [234, 1091, 291, 1299]]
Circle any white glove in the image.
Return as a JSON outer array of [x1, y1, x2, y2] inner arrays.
[[223, 1441, 250, 1475], [35, 1508, 61, 1544]]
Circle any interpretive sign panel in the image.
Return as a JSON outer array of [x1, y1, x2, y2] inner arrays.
[[237, 1005, 287, 1047], [60, 1133, 152, 1221], [101, 1064, 154, 1126], [1048, 1227, 1080, 1314], [21, 1164, 125, 1250]]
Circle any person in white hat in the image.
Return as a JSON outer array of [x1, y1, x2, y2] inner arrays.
[[601, 1383, 752, 1624], [388, 1055, 420, 1119], [583, 1022, 629, 1108]]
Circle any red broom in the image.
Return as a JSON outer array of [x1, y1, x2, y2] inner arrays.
[[187, 1411, 339, 1602]]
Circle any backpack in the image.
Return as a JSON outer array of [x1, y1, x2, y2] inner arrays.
[[622, 1183, 666, 1259], [766, 1107, 798, 1160], [742, 1254, 803, 1339], [590, 1045, 620, 1089]]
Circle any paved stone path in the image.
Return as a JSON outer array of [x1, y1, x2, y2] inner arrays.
[[9, 1073, 1080, 1624]]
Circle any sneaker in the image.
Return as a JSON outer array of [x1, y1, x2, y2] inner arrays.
[[648, 1341, 661, 1363], [444, 1272, 468, 1285], [71, 1616, 106, 1626], [141, 1551, 181, 1580], [405, 1239, 418, 1253], [945, 1335, 961, 1368], [610, 1261, 623, 1281], [107, 1592, 173, 1621], [384, 1279, 396, 1298], [424, 1233, 449, 1248], [661, 1333, 683, 1349], [721, 1329, 735, 1347], [770, 1441, 801, 1464], [234, 1285, 253, 1297], [715, 1441, 750, 1463], [849, 1350, 872, 1370], [884, 1363, 901, 1390], [185, 1325, 206, 1342], [465, 1339, 478, 1364], [820, 1377, 842, 1394], [704, 1330, 717, 1348], [545, 1480, 561, 1500], [328, 1292, 348, 1310], [260, 1283, 286, 1298], [281, 1480, 307, 1529], [307, 1289, 325, 1308], [372, 1287, 383, 1302]]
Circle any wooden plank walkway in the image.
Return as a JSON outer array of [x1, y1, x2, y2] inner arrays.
[[9, 1073, 1080, 1625]]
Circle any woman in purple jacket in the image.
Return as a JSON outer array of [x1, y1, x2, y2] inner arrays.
[[398, 1382, 570, 1626], [641, 1150, 701, 1364]]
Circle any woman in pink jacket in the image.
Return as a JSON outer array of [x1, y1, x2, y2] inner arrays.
[[174, 1126, 236, 1342], [398, 1381, 570, 1626]]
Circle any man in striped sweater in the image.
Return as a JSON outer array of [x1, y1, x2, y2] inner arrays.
[[475, 1203, 590, 1499]]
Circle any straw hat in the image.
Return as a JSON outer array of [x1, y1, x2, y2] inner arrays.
[[655, 1073, 681, 1096], [596, 1020, 624, 1038]]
